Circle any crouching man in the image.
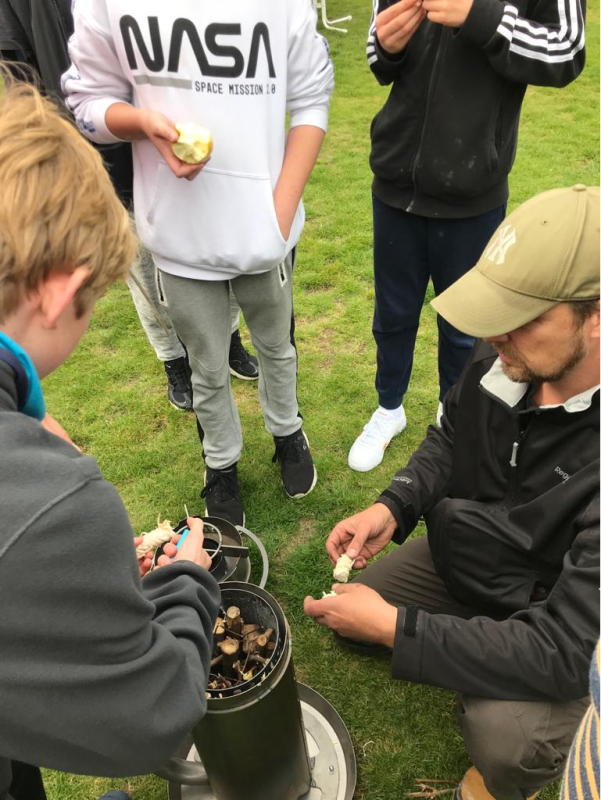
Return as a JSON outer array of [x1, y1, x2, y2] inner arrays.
[[305, 186, 600, 800]]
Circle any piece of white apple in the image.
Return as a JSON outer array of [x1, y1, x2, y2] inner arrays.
[[171, 123, 213, 165]]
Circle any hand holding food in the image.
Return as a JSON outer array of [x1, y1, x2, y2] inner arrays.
[[171, 123, 213, 165]]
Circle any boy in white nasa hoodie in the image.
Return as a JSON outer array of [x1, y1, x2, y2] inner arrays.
[[64, 0, 334, 525]]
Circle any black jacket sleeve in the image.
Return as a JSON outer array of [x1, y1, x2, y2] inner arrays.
[[391, 495, 600, 701], [366, 0, 408, 86], [459, 0, 586, 87]]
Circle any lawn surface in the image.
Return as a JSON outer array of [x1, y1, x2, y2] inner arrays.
[[42, 1, 599, 797]]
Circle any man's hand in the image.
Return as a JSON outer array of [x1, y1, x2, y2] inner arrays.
[[139, 110, 208, 181], [376, 0, 427, 55], [156, 517, 212, 571], [326, 503, 397, 569], [304, 584, 397, 648], [421, 0, 473, 27]]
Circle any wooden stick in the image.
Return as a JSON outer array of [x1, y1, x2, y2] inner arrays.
[[242, 624, 259, 636], [218, 637, 240, 678], [242, 630, 263, 654], [225, 606, 243, 635], [248, 654, 269, 666], [254, 634, 268, 658]]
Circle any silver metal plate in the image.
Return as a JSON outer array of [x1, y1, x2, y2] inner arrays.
[[169, 683, 356, 800]]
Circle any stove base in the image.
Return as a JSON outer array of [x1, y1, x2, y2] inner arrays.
[[167, 683, 356, 800]]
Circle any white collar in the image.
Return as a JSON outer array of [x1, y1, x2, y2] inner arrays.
[[480, 358, 599, 413]]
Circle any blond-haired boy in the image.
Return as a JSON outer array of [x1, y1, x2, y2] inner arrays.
[[0, 79, 220, 800]]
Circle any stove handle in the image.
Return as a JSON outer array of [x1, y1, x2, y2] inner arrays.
[[236, 525, 269, 589]]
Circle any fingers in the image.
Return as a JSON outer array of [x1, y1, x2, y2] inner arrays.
[[163, 542, 177, 558], [184, 165, 205, 181], [327, 518, 361, 564], [378, 4, 425, 51], [187, 516, 204, 543], [156, 554, 172, 568], [347, 531, 369, 561], [326, 531, 346, 565], [163, 150, 205, 179], [151, 117, 179, 143], [378, 0, 421, 24], [303, 595, 319, 616], [332, 583, 360, 595]]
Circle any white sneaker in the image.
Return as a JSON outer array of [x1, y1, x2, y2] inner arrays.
[[348, 406, 407, 472], [436, 402, 443, 427]]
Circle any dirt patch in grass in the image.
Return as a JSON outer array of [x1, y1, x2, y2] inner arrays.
[[279, 517, 317, 560]]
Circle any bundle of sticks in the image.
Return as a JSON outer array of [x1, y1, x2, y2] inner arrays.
[[208, 605, 276, 694]]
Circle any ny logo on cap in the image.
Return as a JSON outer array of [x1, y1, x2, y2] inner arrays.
[[485, 224, 517, 265]]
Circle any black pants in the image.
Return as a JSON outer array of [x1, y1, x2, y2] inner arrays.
[[372, 196, 506, 407], [9, 761, 46, 800]]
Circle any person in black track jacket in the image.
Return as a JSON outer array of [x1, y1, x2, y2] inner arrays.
[[306, 186, 600, 800], [347, 0, 587, 474]]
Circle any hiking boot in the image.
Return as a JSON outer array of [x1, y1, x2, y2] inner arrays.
[[347, 406, 407, 472], [201, 464, 245, 527], [229, 329, 259, 380], [164, 356, 193, 411], [272, 429, 317, 498], [455, 767, 539, 800]]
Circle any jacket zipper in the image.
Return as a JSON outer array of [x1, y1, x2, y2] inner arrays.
[[407, 26, 444, 213], [507, 418, 533, 502]]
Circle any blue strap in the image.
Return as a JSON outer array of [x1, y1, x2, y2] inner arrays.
[[0, 347, 29, 408]]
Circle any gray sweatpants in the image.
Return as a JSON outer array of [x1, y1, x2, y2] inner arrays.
[[354, 537, 588, 800], [157, 252, 301, 469], [127, 246, 241, 362]]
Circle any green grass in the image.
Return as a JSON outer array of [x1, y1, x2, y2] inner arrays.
[[41, 1, 599, 797]]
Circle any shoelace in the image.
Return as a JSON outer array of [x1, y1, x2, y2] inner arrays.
[[201, 469, 238, 502], [166, 363, 190, 393], [272, 434, 304, 465], [359, 412, 398, 444]]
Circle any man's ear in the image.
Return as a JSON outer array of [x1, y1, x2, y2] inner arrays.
[[36, 267, 91, 328], [589, 300, 601, 341]]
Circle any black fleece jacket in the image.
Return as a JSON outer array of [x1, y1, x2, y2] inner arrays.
[[377, 341, 599, 702], [367, 0, 587, 217]]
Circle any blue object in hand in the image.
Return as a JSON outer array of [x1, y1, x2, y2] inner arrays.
[[176, 527, 190, 552]]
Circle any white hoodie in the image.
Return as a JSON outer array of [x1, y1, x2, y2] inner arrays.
[[64, 0, 334, 280]]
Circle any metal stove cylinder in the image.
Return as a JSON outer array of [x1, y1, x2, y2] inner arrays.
[[191, 583, 311, 800]]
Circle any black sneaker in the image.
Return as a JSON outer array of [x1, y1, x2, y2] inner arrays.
[[164, 356, 193, 411], [201, 464, 245, 527], [272, 429, 317, 499], [229, 329, 259, 381]]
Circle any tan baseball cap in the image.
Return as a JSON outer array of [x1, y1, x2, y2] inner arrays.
[[431, 185, 600, 337]]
